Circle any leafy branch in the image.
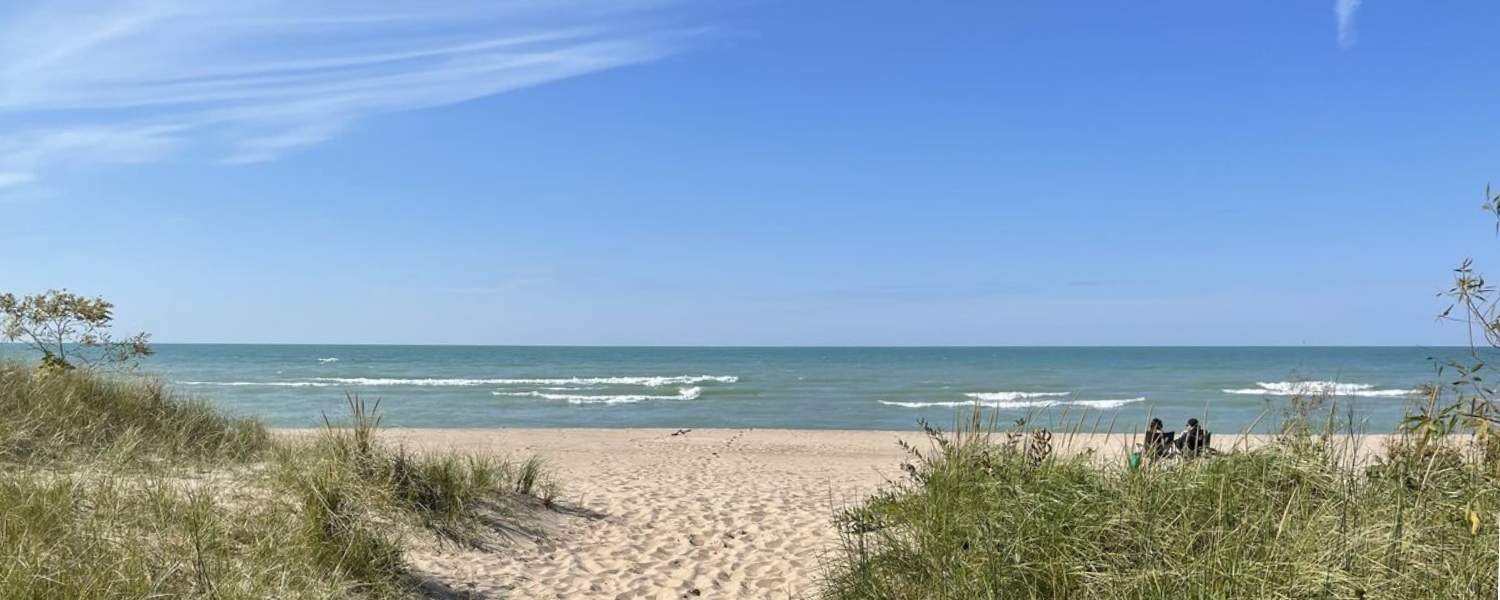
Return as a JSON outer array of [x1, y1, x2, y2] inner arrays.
[[1414, 185, 1500, 452], [0, 289, 152, 371]]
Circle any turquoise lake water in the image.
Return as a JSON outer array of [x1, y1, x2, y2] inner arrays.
[[57, 345, 1477, 433]]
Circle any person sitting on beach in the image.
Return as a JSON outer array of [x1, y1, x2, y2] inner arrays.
[[1176, 418, 1210, 456], [1144, 418, 1173, 459]]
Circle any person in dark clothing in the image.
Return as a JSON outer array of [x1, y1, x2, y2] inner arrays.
[[1176, 418, 1210, 456], [1144, 418, 1174, 459]]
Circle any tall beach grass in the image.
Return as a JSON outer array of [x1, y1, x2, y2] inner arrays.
[[0, 361, 556, 599], [0, 360, 269, 463], [823, 404, 1500, 600]]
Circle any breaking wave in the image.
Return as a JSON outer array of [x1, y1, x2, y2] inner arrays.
[[317, 358, 339, 364], [492, 386, 703, 405], [964, 391, 1071, 401], [1221, 381, 1417, 398], [309, 375, 737, 387], [880, 397, 1145, 410], [176, 381, 336, 387], [176, 375, 737, 388]]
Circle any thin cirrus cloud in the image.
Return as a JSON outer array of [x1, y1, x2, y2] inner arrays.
[[1335, 0, 1364, 48], [0, 0, 705, 190]]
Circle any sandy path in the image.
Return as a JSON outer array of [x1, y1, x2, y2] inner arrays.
[[393, 428, 914, 600]]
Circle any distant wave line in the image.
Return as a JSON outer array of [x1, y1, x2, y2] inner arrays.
[[1221, 381, 1416, 397], [312, 375, 737, 387], [880, 397, 1145, 410], [492, 386, 703, 405], [176, 381, 336, 388], [175, 375, 738, 388]]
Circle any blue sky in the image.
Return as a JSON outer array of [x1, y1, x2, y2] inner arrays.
[[0, 1, 1496, 346]]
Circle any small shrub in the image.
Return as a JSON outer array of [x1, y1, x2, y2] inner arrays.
[[0, 289, 152, 371]]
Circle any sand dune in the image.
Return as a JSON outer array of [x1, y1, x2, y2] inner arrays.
[[380, 428, 1397, 599]]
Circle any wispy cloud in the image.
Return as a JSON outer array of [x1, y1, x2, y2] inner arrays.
[[0, 0, 705, 187], [1335, 0, 1364, 48], [0, 172, 37, 191]]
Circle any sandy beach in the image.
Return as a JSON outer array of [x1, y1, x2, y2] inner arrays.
[[319, 428, 1401, 600], [393, 428, 912, 600]]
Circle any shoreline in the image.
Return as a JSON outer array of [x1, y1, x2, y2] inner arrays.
[[278, 428, 1407, 462]]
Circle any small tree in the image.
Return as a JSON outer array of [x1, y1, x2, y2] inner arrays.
[[0, 289, 152, 371]]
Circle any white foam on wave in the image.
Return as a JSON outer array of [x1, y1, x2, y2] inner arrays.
[[880, 397, 1145, 410], [1074, 398, 1147, 409], [309, 375, 737, 387], [317, 358, 339, 364], [964, 391, 1072, 401], [310, 377, 513, 387], [176, 381, 336, 388], [493, 386, 703, 405], [1222, 381, 1416, 398], [174, 375, 734, 389]]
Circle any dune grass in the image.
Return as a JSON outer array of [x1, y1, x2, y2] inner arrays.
[[284, 395, 558, 547], [824, 407, 1500, 600], [0, 471, 375, 600], [0, 360, 269, 463], [0, 362, 556, 599]]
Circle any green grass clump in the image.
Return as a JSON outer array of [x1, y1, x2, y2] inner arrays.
[[285, 395, 558, 547], [0, 360, 269, 463], [291, 465, 408, 595], [0, 364, 557, 599], [0, 471, 361, 600], [825, 412, 1500, 600]]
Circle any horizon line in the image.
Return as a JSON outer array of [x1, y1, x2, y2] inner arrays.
[[33, 342, 1481, 350]]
